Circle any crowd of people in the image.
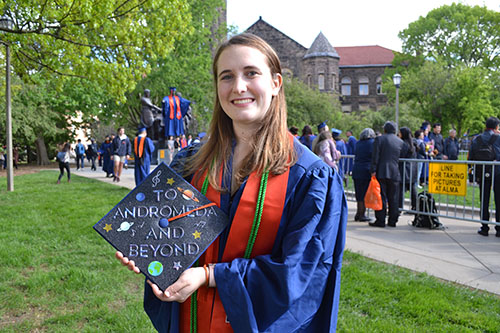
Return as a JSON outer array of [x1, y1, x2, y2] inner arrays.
[[293, 117, 499, 235]]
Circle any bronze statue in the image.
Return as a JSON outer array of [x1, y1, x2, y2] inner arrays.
[[140, 89, 162, 140]]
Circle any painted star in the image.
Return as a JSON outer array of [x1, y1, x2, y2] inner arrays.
[[192, 230, 201, 239], [103, 224, 112, 232], [166, 178, 175, 185], [173, 261, 182, 271]]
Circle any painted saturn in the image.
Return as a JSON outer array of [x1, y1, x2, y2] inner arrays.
[[177, 187, 200, 202]]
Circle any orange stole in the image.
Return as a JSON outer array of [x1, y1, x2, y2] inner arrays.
[[168, 95, 182, 120], [179, 165, 290, 332], [134, 136, 146, 158]]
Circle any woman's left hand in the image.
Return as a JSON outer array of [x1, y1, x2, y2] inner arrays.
[[147, 267, 206, 303]]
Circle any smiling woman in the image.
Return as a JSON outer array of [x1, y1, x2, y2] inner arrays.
[[116, 33, 347, 333]]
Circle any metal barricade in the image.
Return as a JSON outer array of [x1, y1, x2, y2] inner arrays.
[[398, 158, 499, 226], [341, 154, 500, 226]]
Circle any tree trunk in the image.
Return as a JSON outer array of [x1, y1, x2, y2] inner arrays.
[[35, 136, 51, 165]]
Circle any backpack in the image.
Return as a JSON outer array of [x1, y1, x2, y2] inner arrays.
[[469, 134, 498, 183], [76, 143, 85, 155], [56, 151, 66, 162], [412, 191, 443, 229]]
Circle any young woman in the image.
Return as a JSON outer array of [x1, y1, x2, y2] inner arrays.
[[399, 127, 418, 210], [111, 127, 131, 182], [116, 33, 347, 332], [313, 130, 340, 171], [56, 143, 73, 183]]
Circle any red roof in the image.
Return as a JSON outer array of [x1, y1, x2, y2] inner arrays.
[[335, 45, 395, 66]]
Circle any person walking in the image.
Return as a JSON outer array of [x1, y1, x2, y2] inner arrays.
[[56, 143, 74, 183], [100, 136, 114, 178], [370, 121, 404, 227], [352, 128, 376, 222], [133, 127, 155, 185], [115, 33, 347, 332], [75, 139, 86, 170], [87, 139, 99, 171], [111, 127, 131, 182]]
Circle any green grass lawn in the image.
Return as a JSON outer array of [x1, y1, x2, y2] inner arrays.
[[1, 171, 499, 332]]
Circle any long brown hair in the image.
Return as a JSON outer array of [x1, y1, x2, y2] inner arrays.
[[185, 33, 296, 191]]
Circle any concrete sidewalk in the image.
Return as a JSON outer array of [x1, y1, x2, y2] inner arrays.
[[74, 166, 500, 296]]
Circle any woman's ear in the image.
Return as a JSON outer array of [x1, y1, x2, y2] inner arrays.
[[271, 73, 282, 97]]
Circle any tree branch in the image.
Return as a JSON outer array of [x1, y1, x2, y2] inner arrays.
[[16, 48, 88, 79]]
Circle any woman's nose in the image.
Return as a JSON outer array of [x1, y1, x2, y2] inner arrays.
[[232, 76, 247, 94]]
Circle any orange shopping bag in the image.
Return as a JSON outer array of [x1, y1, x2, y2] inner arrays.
[[364, 175, 383, 210]]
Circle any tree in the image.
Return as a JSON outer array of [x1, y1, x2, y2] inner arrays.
[[399, 3, 500, 70], [284, 77, 342, 130], [0, 0, 192, 100], [106, 0, 226, 134]]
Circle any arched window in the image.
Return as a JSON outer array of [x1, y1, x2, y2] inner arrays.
[[359, 76, 369, 96], [341, 77, 351, 96], [307, 75, 312, 88], [332, 74, 337, 91], [318, 74, 325, 90], [376, 76, 383, 94]]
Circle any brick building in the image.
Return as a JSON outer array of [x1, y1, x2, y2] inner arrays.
[[245, 17, 395, 112]]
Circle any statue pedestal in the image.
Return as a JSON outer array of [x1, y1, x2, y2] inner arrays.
[[153, 139, 169, 165]]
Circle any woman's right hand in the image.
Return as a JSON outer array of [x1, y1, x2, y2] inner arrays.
[[115, 251, 141, 274]]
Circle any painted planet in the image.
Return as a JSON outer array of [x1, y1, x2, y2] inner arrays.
[[177, 187, 199, 202], [117, 221, 134, 232], [136, 192, 145, 202], [148, 261, 163, 277], [159, 218, 169, 228]]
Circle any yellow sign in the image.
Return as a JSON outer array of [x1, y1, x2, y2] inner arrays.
[[160, 150, 165, 158], [428, 163, 467, 196]]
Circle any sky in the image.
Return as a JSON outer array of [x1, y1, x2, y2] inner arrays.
[[227, 0, 500, 52]]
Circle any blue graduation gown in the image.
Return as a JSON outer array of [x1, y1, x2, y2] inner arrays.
[[336, 139, 348, 176], [144, 139, 347, 332], [100, 142, 114, 175], [162, 96, 191, 137], [134, 136, 156, 186]]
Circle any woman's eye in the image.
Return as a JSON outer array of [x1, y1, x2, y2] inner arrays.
[[220, 74, 233, 81], [247, 71, 258, 77]]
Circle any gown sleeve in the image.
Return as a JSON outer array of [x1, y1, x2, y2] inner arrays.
[[215, 150, 348, 332]]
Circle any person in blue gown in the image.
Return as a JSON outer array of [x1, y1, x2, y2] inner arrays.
[[100, 136, 114, 178], [116, 33, 347, 333], [133, 127, 156, 186], [162, 87, 191, 138]]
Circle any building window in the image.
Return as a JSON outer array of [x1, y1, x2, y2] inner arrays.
[[341, 104, 352, 113], [359, 76, 369, 96], [332, 74, 337, 91], [318, 74, 325, 90], [341, 77, 351, 96], [376, 76, 383, 94]]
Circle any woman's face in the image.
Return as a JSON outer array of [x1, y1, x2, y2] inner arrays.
[[216, 45, 282, 128]]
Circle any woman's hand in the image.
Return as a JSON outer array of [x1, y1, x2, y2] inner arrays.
[[115, 251, 141, 274], [147, 267, 206, 303]]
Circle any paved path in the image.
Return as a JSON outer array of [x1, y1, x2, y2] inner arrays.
[[74, 165, 500, 296]]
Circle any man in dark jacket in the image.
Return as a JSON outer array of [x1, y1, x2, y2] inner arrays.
[[443, 129, 460, 160], [429, 123, 444, 159], [469, 117, 500, 237], [370, 121, 404, 227]]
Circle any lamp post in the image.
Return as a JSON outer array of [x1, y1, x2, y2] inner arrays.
[[0, 16, 14, 191], [392, 73, 401, 130]]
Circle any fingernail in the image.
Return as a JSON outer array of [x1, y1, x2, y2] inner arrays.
[[165, 291, 171, 297]]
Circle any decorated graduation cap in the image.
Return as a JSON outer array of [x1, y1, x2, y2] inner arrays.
[[331, 128, 342, 137], [317, 121, 327, 131], [94, 163, 229, 290]]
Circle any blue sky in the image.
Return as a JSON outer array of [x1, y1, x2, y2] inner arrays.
[[227, 0, 499, 52]]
